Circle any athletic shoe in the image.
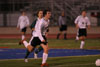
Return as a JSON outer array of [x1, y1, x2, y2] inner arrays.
[[19, 39, 26, 45], [34, 53, 38, 59], [19, 41, 22, 45], [41, 63, 49, 67], [24, 58, 28, 63], [75, 39, 78, 42]]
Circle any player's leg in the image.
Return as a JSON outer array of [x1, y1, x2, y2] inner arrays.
[[34, 46, 43, 59], [63, 31, 67, 40], [57, 32, 62, 39], [63, 25, 67, 40], [76, 36, 79, 41], [19, 27, 26, 45], [24, 48, 34, 62], [35, 46, 43, 54], [19, 32, 25, 45], [24, 49, 30, 62], [23, 40, 33, 52], [57, 26, 63, 39], [80, 29, 87, 49], [41, 44, 49, 67], [80, 36, 85, 49], [75, 29, 79, 41]]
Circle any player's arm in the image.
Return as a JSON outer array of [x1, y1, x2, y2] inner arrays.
[[17, 17, 21, 30], [26, 16, 30, 27], [45, 28, 49, 38], [58, 16, 62, 27], [74, 16, 80, 29], [75, 24, 79, 29]]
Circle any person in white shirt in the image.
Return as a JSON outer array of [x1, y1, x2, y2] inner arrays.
[[75, 10, 90, 49], [17, 11, 29, 45], [57, 11, 67, 39], [21, 10, 51, 67], [24, 10, 44, 62]]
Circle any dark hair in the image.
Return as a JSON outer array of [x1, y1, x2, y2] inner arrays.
[[43, 9, 51, 16], [81, 10, 86, 14], [37, 9, 43, 16], [20, 10, 26, 14]]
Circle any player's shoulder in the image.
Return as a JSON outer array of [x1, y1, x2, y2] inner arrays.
[[42, 18, 50, 22], [25, 16, 28, 18], [19, 16, 23, 18], [59, 16, 62, 19], [19, 15, 25, 18], [77, 15, 82, 18], [41, 18, 44, 22]]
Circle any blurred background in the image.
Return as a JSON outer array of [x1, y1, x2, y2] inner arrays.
[[0, 0, 100, 36], [0, 1, 100, 66]]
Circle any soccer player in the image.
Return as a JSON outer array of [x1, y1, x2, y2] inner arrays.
[[17, 11, 29, 45], [57, 11, 67, 40], [22, 10, 51, 67], [24, 10, 44, 62], [74, 10, 90, 49]]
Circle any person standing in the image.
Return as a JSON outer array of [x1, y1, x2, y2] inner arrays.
[[57, 11, 67, 40]]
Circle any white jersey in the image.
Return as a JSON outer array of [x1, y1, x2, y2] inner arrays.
[[17, 15, 29, 29], [75, 15, 90, 29], [32, 18, 50, 41]]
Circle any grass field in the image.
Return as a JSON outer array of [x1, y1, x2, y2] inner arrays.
[[0, 38, 100, 67]]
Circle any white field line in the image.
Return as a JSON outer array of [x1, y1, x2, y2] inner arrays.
[[0, 55, 100, 61]]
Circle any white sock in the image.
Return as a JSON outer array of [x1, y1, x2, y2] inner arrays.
[[76, 36, 79, 40], [80, 41, 85, 49], [23, 41, 29, 48], [22, 35, 25, 40], [42, 53, 48, 64]]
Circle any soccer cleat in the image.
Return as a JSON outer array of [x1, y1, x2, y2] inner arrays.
[[75, 39, 78, 42], [34, 53, 38, 59], [41, 63, 49, 67], [19, 41, 22, 45], [19, 39, 26, 45], [24, 58, 28, 63]]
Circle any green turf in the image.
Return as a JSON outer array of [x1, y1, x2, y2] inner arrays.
[[0, 55, 99, 67], [0, 39, 100, 49], [0, 38, 100, 67]]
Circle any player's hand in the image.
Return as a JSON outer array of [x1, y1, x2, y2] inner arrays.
[[32, 28, 35, 31], [45, 33, 48, 38], [42, 40, 45, 42], [26, 25, 29, 28], [88, 25, 90, 29], [76, 24, 79, 29]]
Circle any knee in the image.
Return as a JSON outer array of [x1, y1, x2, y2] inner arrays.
[[80, 37, 85, 41], [44, 48, 48, 53]]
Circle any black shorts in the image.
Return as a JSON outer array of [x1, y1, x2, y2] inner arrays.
[[29, 36, 48, 47], [21, 27, 27, 33], [78, 28, 87, 37], [59, 25, 67, 31]]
